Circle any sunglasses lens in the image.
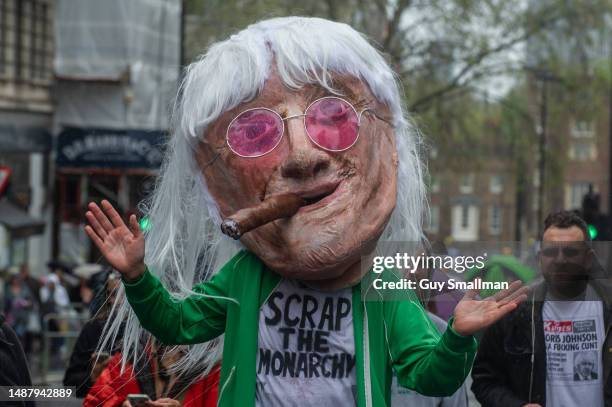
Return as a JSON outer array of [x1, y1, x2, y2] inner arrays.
[[542, 247, 559, 257], [562, 248, 581, 257], [305, 98, 360, 151], [542, 246, 584, 258], [227, 109, 283, 157]]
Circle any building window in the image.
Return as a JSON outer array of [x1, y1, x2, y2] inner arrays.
[[489, 205, 502, 236], [0, 0, 51, 81], [425, 205, 439, 234], [14, 0, 22, 79], [568, 140, 596, 161], [461, 204, 469, 228], [566, 182, 591, 210], [31, 1, 49, 80], [0, 0, 7, 75], [451, 204, 479, 241], [490, 175, 503, 194], [571, 120, 595, 138], [459, 173, 474, 194]]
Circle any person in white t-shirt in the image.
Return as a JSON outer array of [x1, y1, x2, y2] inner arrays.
[[472, 210, 612, 407]]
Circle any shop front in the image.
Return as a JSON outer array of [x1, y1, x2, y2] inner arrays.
[[54, 127, 165, 263]]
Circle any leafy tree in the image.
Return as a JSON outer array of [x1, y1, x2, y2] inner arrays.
[[184, 0, 611, 113]]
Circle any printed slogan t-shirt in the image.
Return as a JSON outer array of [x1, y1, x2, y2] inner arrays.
[[543, 285, 604, 407], [256, 279, 356, 406]]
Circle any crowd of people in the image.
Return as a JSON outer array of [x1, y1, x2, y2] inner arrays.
[[1, 264, 221, 406], [1, 262, 97, 356]]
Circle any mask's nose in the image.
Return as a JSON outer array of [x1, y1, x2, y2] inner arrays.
[[280, 110, 331, 180]]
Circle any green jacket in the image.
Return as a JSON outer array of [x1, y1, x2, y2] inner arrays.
[[123, 250, 477, 406]]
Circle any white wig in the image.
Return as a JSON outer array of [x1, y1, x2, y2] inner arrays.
[[99, 16, 426, 378]]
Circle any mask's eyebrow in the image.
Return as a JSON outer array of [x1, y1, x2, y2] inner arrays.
[[331, 82, 359, 100], [305, 82, 360, 103]]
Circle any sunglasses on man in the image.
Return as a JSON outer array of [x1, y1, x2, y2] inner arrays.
[[540, 245, 588, 258]]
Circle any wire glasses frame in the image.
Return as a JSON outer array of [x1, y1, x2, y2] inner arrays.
[[224, 96, 393, 158]]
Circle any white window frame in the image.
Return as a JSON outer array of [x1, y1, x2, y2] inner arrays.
[[570, 120, 595, 139], [568, 140, 596, 161], [459, 173, 474, 194], [489, 205, 502, 236], [565, 182, 592, 210], [489, 175, 503, 194], [451, 204, 479, 241]]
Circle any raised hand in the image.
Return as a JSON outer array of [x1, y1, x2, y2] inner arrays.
[[452, 280, 528, 336], [84, 200, 145, 281]]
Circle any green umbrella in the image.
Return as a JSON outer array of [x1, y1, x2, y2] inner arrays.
[[465, 255, 536, 298]]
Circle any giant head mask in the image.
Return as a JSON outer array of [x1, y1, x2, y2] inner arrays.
[[148, 17, 426, 289], [104, 16, 425, 376]]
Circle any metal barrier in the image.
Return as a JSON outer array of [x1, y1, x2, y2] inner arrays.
[[39, 312, 90, 385]]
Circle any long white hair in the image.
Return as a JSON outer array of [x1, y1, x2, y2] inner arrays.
[[99, 16, 426, 378]]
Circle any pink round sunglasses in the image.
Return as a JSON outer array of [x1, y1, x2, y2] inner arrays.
[[225, 96, 393, 158]]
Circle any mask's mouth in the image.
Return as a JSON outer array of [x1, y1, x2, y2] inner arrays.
[[299, 183, 339, 206], [295, 181, 342, 212]]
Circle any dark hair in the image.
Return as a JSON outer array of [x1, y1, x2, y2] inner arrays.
[[542, 210, 589, 240]]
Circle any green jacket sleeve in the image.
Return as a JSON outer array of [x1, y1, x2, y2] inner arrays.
[[389, 297, 477, 397], [123, 262, 234, 345]]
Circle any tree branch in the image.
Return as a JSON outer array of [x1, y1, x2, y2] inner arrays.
[[382, 0, 412, 50], [407, 6, 565, 112]]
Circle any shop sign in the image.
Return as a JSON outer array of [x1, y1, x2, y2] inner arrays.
[[57, 128, 166, 169]]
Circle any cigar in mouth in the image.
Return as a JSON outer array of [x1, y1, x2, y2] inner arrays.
[[220, 193, 305, 239]]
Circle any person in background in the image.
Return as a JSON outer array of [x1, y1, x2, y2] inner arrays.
[[88, 267, 114, 316], [18, 264, 41, 306], [17, 264, 42, 353], [3, 274, 35, 350], [39, 272, 70, 313], [84, 338, 219, 407], [0, 312, 35, 407], [66, 264, 104, 309], [64, 271, 122, 397], [39, 272, 71, 357], [471, 210, 612, 407]]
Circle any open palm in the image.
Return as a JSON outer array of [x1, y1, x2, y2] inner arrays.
[[84, 200, 145, 280], [452, 280, 529, 336]]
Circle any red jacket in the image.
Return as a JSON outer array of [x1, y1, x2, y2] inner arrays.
[[84, 353, 219, 407]]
